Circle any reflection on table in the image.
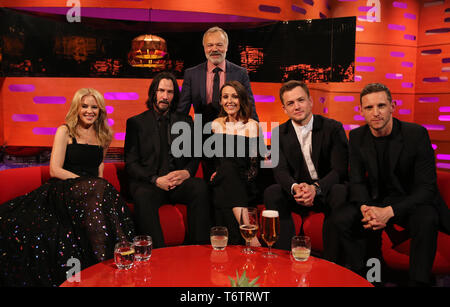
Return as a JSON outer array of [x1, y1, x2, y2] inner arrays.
[[60, 245, 373, 287]]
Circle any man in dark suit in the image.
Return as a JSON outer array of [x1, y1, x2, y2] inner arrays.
[[344, 82, 450, 286], [177, 26, 259, 123], [124, 72, 211, 248], [264, 80, 349, 264]]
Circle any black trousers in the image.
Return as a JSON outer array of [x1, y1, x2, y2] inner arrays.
[[129, 177, 211, 248], [334, 202, 439, 284], [263, 183, 348, 264]]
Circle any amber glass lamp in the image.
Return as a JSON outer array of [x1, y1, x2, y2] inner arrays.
[[128, 34, 168, 69]]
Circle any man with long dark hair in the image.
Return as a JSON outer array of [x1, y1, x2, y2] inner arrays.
[[125, 71, 211, 248]]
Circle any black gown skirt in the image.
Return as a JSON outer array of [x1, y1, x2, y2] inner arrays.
[[210, 133, 263, 244], [0, 142, 135, 287]]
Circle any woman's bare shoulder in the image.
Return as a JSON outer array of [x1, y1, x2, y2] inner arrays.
[[246, 119, 260, 137], [55, 125, 70, 136], [212, 117, 226, 133]]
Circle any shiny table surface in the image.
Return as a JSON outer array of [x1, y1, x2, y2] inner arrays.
[[60, 245, 373, 287]]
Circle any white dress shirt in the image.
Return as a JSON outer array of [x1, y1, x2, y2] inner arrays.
[[291, 115, 318, 194]]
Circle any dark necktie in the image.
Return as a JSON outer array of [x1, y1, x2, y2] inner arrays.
[[211, 67, 222, 111], [158, 116, 169, 176]]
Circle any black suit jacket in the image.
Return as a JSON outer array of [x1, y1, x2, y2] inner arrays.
[[272, 115, 348, 197], [177, 60, 259, 121], [348, 118, 439, 218], [124, 109, 199, 185]]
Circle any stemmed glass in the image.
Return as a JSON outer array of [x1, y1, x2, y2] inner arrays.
[[239, 207, 259, 254], [261, 210, 280, 258]]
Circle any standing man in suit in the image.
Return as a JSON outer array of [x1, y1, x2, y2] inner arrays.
[[264, 80, 349, 264], [124, 71, 211, 248], [177, 26, 259, 123], [343, 82, 450, 286], [177, 26, 259, 181]]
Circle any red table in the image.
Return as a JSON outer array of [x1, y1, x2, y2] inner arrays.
[[60, 245, 373, 287]]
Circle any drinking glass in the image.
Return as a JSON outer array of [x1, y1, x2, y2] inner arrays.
[[132, 235, 152, 262], [210, 226, 228, 251], [261, 210, 280, 258], [291, 236, 311, 262], [114, 241, 135, 270], [239, 207, 259, 254]]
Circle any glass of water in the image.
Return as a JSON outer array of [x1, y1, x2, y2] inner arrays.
[[291, 236, 311, 262], [114, 241, 135, 270], [210, 226, 228, 251], [132, 235, 152, 262]]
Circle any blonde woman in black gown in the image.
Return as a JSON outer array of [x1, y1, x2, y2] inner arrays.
[[210, 81, 265, 246], [0, 88, 134, 286]]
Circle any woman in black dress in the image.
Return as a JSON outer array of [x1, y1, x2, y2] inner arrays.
[[210, 81, 265, 245], [0, 88, 134, 286]]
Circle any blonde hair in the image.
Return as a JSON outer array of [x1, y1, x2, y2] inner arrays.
[[65, 88, 113, 148]]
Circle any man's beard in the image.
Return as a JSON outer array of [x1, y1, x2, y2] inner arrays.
[[154, 99, 170, 113], [207, 51, 225, 65]]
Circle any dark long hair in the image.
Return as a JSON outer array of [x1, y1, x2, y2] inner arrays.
[[146, 71, 180, 112], [218, 80, 252, 123]]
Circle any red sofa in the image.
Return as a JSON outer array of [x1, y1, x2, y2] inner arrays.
[[0, 162, 188, 246], [381, 171, 450, 276], [1, 163, 449, 277], [299, 171, 450, 276], [0, 162, 305, 248]]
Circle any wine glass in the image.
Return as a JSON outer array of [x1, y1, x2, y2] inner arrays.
[[261, 210, 280, 258], [239, 207, 259, 254]]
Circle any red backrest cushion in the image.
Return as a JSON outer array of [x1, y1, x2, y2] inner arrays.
[[159, 205, 186, 246], [103, 163, 120, 192], [437, 171, 450, 209], [174, 204, 188, 234], [303, 212, 324, 252], [195, 163, 204, 178], [113, 162, 133, 201], [0, 167, 43, 204], [40, 165, 51, 183]]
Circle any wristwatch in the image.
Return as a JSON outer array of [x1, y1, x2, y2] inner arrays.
[[313, 182, 322, 196]]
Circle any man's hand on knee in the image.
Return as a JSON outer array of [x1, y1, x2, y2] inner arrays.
[[361, 205, 393, 231]]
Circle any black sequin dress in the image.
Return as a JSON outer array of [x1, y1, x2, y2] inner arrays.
[[0, 139, 135, 287]]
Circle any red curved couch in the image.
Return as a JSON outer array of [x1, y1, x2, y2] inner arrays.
[[0, 162, 304, 248], [1, 163, 448, 277], [380, 171, 450, 276], [0, 162, 188, 246], [299, 171, 450, 277]]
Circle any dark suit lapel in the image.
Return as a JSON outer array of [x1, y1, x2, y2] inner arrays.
[[225, 60, 235, 81], [388, 120, 403, 181], [360, 126, 379, 196], [199, 62, 207, 106], [311, 115, 323, 171], [146, 110, 160, 158], [285, 121, 303, 178]]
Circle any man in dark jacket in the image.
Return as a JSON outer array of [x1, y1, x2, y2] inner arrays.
[[264, 80, 349, 265], [345, 82, 450, 286], [125, 72, 210, 248]]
